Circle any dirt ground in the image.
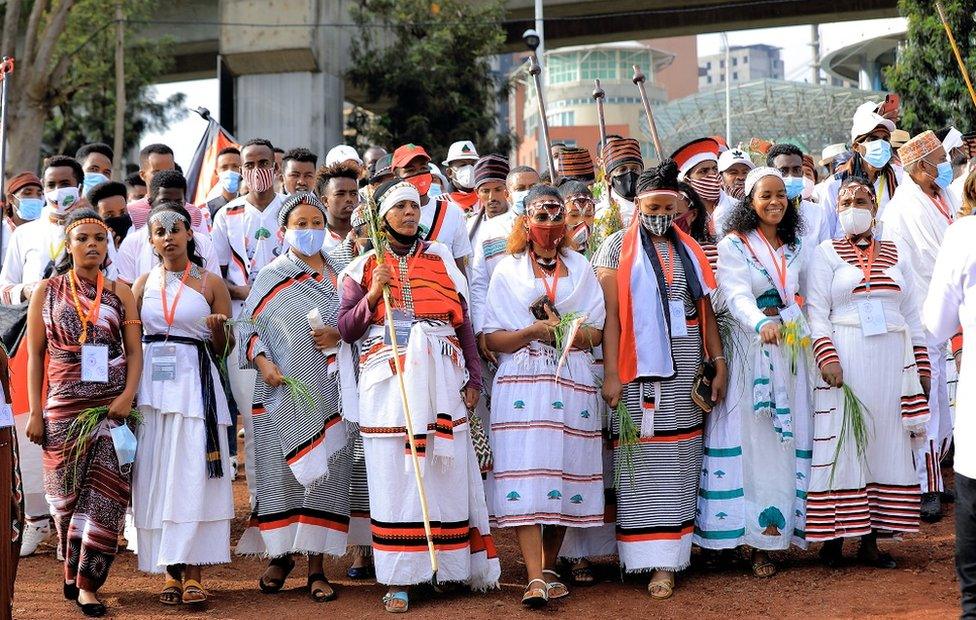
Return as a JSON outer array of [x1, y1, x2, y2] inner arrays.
[[11, 470, 961, 619]]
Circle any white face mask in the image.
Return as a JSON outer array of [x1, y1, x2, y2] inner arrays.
[[452, 164, 475, 190], [802, 176, 815, 200], [44, 186, 80, 215], [838, 207, 873, 236]]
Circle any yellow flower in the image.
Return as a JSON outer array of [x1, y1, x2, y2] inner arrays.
[[785, 332, 796, 346], [800, 336, 811, 348]]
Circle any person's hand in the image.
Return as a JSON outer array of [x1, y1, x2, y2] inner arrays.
[[602, 372, 623, 408], [532, 306, 560, 344], [477, 333, 497, 365], [205, 313, 228, 334], [311, 326, 341, 350], [21, 283, 34, 302], [820, 362, 844, 388], [921, 375, 932, 399], [258, 358, 284, 388], [106, 393, 134, 420], [368, 264, 394, 308], [955, 351, 962, 374], [759, 321, 780, 345], [25, 412, 44, 445], [463, 386, 479, 410], [711, 361, 728, 404]]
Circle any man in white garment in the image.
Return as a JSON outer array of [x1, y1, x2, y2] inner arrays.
[[392, 143, 471, 271], [714, 147, 754, 236], [923, 214, 976, 617], [212, 138, 287, 484], [0, 156, 90, 555], [506, 165, 540, 217], [441, 140, 480, 214], [814, 102, 904, 238], [881, 130, 960, 522], [766, 143, 831, 247]]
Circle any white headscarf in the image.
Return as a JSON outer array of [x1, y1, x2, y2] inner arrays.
[[378, 181, 420, 218], [744, 166, 784, 197]]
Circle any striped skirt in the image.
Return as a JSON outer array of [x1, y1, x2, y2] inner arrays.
[[614, 330, 703, 573]]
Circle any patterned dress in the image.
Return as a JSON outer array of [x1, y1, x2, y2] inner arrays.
[[235, 251, 353, 558], [594, 231, 705, 573], [42, 273, 130, 591]]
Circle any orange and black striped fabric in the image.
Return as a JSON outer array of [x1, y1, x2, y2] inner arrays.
[[362, 246, 464, 326]]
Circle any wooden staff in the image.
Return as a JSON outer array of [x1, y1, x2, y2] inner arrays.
[[935, 1, 976, 111], [0, 57, 14, 620], [527, 54, 559, 184], [632, 65, 664, 160], [592, 79, 607, 158]]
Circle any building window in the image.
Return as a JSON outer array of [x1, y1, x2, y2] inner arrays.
[[706, 61, 712, 69], [733, 57, 738, 66], [548, 53, 577, 84], [743, 56, 748, 64], [620, 51, 652, 80], [548, 111, 575, 127], [720, 73, 725, 82], [581, 50, 616, 80], [733, 71, 738, 80], [562, 140, 577, 148], [720, 59, 725, 68], [706, 76, 712, 84]]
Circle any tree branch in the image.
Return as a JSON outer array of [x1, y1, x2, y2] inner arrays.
[[1, 0, 22, 58], [23, 0, 48, 68], [32, 0, 76, 84]]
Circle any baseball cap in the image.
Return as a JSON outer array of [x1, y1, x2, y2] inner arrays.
[[325, 145, 363, 167], [392, 144, 431, 170], [442, 140, 479, 166], [717, 147, 755, 173], [850, 101, 895, 143]]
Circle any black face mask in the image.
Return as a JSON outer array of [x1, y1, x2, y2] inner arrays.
[[611, 171, 639, 200], [104, 214, 132, 241], [384, 222, 420, 246]]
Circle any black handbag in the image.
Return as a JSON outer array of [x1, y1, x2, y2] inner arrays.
[[0, 302, 29, 356]]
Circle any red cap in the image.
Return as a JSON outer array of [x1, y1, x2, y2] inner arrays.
[[392, 144, 431, 170], [7, 172, 42, 195], [669, 137, 721, 178]]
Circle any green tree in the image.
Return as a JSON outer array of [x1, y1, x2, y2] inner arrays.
[[885, 0, 976, 134], [346, 0, 511, 160], [1, 0, 182, 174]]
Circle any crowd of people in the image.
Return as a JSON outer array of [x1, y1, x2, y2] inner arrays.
[[2, 97, 976, 616]]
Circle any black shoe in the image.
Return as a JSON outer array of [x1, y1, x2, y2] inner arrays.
[[921, 492, 943, 523], [819, 539, 844, 568], [63, 581, 78, 601], [76, 600, 106, 617]]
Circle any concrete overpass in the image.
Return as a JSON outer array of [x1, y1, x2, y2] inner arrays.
[[149, 0, 899, 154]]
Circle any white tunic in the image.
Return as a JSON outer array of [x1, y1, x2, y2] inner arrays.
[[467, 210, 515, 334], [420, 198, 472, 260], [814, 166, 904, 238]]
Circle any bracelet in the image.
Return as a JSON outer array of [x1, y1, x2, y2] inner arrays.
[[712, 355, 727, 363], [121, 319, 142, 326]]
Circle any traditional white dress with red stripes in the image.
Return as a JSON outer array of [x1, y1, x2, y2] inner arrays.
[[803, 238, 928, 541]]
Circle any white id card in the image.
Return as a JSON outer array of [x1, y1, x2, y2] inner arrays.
[[857, 299, 887, 336], [0, 404, 13, 428], [81, 344, 109, 383], [669, 300, 688, 338], [384, 310, 414, 347], [151, 345, 177, 382], [779, 303, 809, 336]]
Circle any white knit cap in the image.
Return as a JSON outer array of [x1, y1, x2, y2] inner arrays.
[[378, 181, 420, 218], [744, 166, 784, 197]]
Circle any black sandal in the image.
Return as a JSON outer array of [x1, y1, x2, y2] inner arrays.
[[63, 581, 79, 601], [259, 556, 296, 593], [307, 573, 337, 602], [76, 599, 107, 617]]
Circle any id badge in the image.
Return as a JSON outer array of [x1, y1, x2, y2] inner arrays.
[[384, 309, 414, 347], [0, 404, 13, 428], [779, 303, 809, 336], [151, 345, 177, 382], [81, 344, 109, 383], [857, 299, 887, 336], [669, 300, 688, 338]]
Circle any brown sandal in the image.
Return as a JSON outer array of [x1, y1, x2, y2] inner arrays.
[[522, 578, 549, 608], [159, 578, 182, 605], [181, 579, 208, 604]]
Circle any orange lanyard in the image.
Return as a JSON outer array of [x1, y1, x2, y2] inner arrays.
[[68, 270, 104, 344], [847, 239, 876, 290], [738, 231, 788, 302], [533, 253, 562, 303], [654, 240, 675, 288], [927, 194, 952, 224], [161, 263, 191, 332]]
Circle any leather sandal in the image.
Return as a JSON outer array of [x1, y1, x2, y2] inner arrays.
[[647, 574, 674, 600], [522, 578, 549, 608], [181, 579, 208, 604], [383, 590, 409, 613], [307, 573, 337, 602], [259, 556, 295, 593], [159, 578, 182, 605], [542, 569, 569, 599]]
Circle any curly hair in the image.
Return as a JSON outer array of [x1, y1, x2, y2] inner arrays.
[[960, 167, 976, 217], [505, 186, 574, 255], [724, 181, 804, 246]]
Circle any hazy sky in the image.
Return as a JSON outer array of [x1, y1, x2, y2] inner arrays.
[[143, 17, 906, 169]]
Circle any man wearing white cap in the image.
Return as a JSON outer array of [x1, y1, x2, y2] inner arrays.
[[819, 143, 848, 176], [882, 130, 961, 522], [713, 147, 754, 236], [325, 144, 364, 168], [440, 140, 480, 213], [940, 126, 973, 207], [814, 101, 904, 237]]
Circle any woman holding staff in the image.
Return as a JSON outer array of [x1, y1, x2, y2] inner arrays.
[[338, 180, 499, 613], [25, 209, 143, 617]]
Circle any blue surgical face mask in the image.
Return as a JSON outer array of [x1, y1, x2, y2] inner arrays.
[[109, 423, 137, 472], [82, 172, 109, 196], [783, 176, 805, 200], [14, 197, 43, 221], [861, 140, 892, 169], [427, 183, 443, 200], [935, 160, 954, 189], [285, 227, 327, 257], [219, 170, 242, 194], [511, 189, 529, 215]]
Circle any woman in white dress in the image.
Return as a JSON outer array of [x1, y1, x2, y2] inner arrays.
[[695, 168, 813, 578], [132, 202, 235, 606], [483, 185, 606, 607], [804, 176, 930, 568]]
